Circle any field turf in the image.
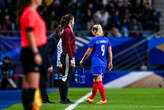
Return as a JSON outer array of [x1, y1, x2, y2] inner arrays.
[[4, 88, 164, 110]]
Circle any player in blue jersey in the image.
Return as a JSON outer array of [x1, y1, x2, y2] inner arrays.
[[80, 24, 113, 104]]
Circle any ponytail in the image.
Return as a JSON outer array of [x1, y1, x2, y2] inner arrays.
[[60, 13, 74, 28], [56, 25, 63, 33], [92, 24, 104, 36]]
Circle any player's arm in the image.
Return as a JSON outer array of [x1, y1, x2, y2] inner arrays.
[[80, 48, 93, 66], [108, 46, 113, 70]]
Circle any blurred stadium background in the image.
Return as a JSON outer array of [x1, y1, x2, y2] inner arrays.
[[0, 0, 164, 110]]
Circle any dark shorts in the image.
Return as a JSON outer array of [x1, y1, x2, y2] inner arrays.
[[21, 46, 45, 75], [92, 66, 106, 76]]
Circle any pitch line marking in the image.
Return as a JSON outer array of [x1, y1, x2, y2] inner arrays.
[[65, 92, 92, 110], [66, 83, 109, 110]]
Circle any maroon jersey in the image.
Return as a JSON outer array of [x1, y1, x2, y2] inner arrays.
[[62, 26, 76, 59]]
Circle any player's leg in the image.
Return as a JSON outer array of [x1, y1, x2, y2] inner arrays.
[[96, 74, 107, 104], [59, 53, 72, 104], [59, 53, 66, 103], [88, 76, 99, 102], [61, 53, 73, 104], [86, 67, 100, 103]]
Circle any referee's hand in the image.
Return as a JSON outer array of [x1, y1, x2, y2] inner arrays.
[[34, 54, 42, 66]]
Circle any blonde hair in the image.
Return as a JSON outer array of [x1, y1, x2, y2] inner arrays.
[[92, 24, 104, 36]]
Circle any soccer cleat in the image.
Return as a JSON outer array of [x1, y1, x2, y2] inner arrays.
[[85, 98, 94, 103], [97, 100, 107, 104], [60, 99, 74, 104], [43, 100, 55, 104]]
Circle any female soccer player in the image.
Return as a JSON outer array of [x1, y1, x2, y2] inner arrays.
[[16, 0, 47, 109], [59, 14, 76, 104], [80, 24, 113, 104]]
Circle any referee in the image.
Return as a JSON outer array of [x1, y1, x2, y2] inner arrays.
[[17, 0, 47, 110]]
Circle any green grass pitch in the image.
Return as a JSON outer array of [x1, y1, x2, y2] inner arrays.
[[4, 88, 164, 110]]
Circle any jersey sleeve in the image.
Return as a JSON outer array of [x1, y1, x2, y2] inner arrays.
[[88, 38, 96, 48], [23, 9, 36, 29], [63, 28, 73, 59], [108, 39, 111, 46]]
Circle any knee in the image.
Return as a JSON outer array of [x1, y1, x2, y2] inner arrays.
[[93, 75, 102, 82]]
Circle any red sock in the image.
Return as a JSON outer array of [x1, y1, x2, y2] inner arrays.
[[90, 82, 98, 99], [98, 81, 106, 101]]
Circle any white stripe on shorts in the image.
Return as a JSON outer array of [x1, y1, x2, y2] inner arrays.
[[62, 53, 69, 82]]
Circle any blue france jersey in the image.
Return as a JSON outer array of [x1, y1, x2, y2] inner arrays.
[[88, 36, 111, 67]]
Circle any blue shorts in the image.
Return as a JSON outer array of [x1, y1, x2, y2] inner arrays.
[[92, 66, 106, 76]]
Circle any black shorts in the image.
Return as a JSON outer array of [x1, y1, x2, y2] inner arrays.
[[21, 46, 45, 75], [60, 53, 73, 82]]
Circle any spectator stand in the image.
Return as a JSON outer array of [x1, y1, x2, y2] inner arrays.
[[0, 0, 161, 38]]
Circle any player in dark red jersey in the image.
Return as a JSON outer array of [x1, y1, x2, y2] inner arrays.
[[59, 14, 76, 104]]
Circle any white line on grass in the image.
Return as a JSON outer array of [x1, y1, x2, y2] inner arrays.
[[66, 83, 109, 110], [102, 105, 164, 108], [65, 92, 92, 110]]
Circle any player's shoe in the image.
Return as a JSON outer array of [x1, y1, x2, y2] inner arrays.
[[97, 100, 107, 104], [85, 98, 94, 103]]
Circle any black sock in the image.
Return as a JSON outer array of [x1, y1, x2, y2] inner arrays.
[[22, 89, 28, 110], [22, 88, 35, 110]]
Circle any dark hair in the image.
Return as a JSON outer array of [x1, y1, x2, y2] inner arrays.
[[16, 0, 31, 24], [60, 13, 74, 28], [87, 25, 98, 36], [56, 25, 63, 33]]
